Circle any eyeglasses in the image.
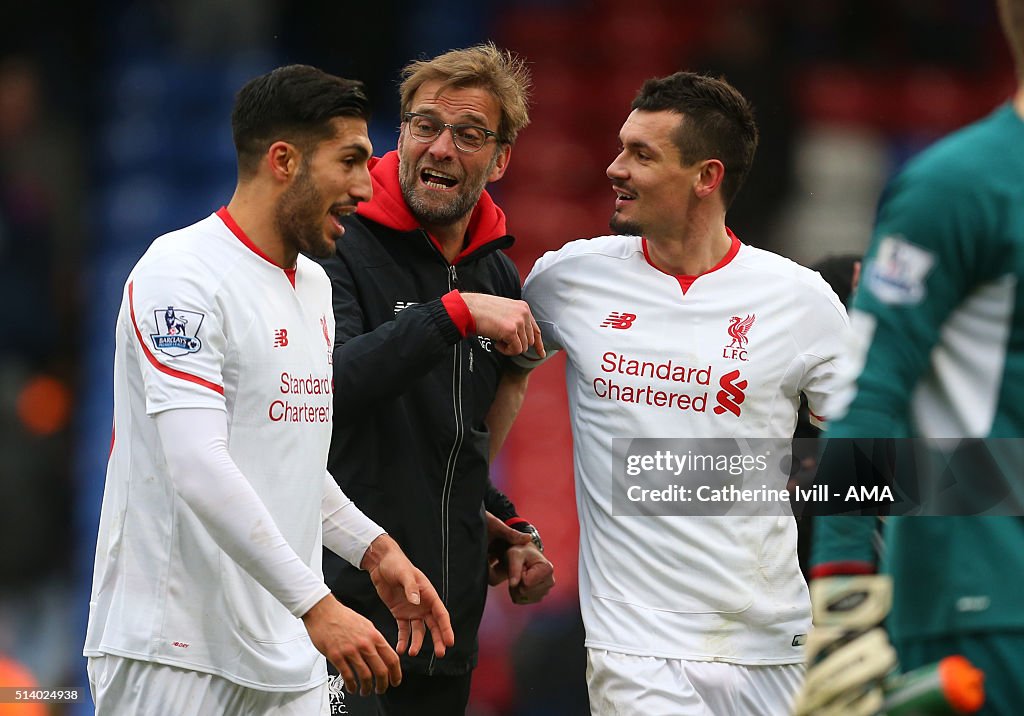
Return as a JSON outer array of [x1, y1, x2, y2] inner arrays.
[[402, 112, 498, 153]]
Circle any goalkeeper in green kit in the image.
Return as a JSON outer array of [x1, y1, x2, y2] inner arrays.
[[795, 1, 1024, 714]]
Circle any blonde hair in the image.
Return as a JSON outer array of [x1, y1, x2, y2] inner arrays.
[[399, 42, 531, 145]]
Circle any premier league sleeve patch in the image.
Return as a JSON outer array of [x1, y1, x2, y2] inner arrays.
[[150, 305, 206, 356], [863, 235, 936, 305]]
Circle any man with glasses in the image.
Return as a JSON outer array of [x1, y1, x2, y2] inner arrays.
[[313, 43, 555, 715]]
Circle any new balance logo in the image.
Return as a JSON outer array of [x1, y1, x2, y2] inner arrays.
[[273, 329, 288, 348], [713, 369, 747, 416], [599, 312, 637, 329]]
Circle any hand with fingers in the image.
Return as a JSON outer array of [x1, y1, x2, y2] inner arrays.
[[505, 543, 555, 605], [485, 512, 555, 604], [461, 293, 546, 358], [486, 511, 531, 586], [364, 535, 455, 659], [301, 594, 402, 697]]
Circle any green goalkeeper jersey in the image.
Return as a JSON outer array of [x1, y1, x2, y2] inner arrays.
[[813, 103, 1024, 641]]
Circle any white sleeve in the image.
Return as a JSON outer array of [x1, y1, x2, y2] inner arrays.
[[512, 251, 564, 369], [799, 281, 853, 426], [321, 472, 386, 567], [128, 267, 228, 415], [155, 407, 329, 617]]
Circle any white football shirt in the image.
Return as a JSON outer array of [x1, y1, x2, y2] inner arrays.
[[85, 210, 340, 689], [520, 233, 849, 664]]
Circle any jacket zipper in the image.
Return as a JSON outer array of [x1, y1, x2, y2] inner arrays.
[[427, 234, 464, 675]]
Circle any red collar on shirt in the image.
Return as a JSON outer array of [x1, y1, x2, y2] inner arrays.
[[642, 229, 742, 295], [216, 206, 297, 287]]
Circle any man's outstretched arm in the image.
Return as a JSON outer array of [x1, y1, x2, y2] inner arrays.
[[482, 365, 555, 604], [321, 475, 455, 661], [155, 407, 402, 696]]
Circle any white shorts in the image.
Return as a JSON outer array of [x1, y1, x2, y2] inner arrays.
[[586, 649, 803, 716], [87, 654, 329, 716]]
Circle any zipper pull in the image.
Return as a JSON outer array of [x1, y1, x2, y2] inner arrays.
[[422, 230, 459, 289]]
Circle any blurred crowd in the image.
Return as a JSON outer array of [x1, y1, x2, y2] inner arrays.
[[0, 50, 81, 699]]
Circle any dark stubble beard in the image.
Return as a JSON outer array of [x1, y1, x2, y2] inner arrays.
[[399, 149, 499, 226], [609, 212, 644, 236], [275, 161, 334, 259]]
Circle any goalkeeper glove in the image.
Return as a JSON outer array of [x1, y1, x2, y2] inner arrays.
[[794, 574, 898, 716]]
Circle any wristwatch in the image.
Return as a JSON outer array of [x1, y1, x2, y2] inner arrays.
[[511, 522, 544, 553]]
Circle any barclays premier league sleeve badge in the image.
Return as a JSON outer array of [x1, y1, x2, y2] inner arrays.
[[863, 235, 936, 305], [150, 305, 205, 356]]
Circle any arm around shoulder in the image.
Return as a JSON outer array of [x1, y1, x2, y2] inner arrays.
[[317, 250, 466, 412]]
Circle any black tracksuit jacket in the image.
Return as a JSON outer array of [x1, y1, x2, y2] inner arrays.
[[315, 152, 523, 676]]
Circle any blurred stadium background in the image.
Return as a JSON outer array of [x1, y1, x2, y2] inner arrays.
[[0, 0, 1015, 713]]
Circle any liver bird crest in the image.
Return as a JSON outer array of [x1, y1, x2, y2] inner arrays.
[[727, 314, 755, 348]]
